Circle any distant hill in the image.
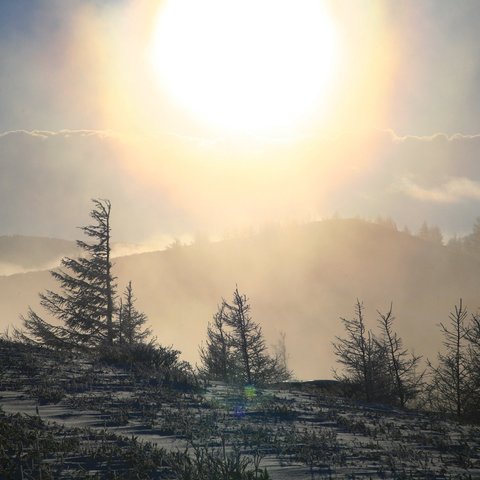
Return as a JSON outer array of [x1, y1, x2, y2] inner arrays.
[[1, 219, 480, 380], [0, 235, 78, 275]]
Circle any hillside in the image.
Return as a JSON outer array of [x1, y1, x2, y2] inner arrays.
[[1, 219, 480, 379], [0, 235, 78, 275], [1, 338, 479, 479]]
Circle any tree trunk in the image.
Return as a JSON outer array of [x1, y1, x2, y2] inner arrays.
[[105, 201, 114, 346]]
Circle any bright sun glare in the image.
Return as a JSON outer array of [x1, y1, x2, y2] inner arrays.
[[148, 0, 340, 134]]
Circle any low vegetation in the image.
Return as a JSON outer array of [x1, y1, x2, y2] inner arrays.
[[1, 338, 479, 478]]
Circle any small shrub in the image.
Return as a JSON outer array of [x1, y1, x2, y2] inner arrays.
[[31, 385, 65, 405], [97, 341, 196, 387]]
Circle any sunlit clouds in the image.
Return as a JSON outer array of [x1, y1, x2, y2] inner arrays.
[[401, 177, 480, 204], [1, 1, 480, 241], [0, 1, 399, 241], [2, 129, 480, 242]]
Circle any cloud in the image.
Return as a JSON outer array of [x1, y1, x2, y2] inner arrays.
[[2, 127, 480, 240], [385, 130, 480, 144], [0, 129, 119, 140], [0, 129, 188, 241], [401, 177, 480, 203]]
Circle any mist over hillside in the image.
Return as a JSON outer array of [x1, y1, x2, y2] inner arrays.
[[1, 218, 479, 380], [0, 235, 78, 276]]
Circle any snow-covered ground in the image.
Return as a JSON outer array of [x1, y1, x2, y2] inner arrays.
[[1, 342, 479, 478]]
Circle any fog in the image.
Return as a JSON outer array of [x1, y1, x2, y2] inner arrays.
[[2, 0, 480, 381], [1, 218, 479, 380]]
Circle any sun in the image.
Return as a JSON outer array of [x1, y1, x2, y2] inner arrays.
[[148, 0, 341, 135]]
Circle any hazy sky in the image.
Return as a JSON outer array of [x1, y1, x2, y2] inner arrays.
[[1, 0, 480, 240]]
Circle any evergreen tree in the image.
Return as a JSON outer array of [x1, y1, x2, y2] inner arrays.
[[273, 331, 290, 379], [20, 199, 116, 350], [463, 217, 480, 258], [375, 216, 397, 231], [199, 303, 232, 381], [467, 311, 480, 420], [447, 235, 465, 255], [223, 288, 265, 384], [333, 300, 389, 402], [200, 288, 291, 385], [417, 221, 443, 245], [118, 281, 151, 345]]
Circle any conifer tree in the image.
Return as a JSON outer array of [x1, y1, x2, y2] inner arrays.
[[428, 300, 474, 418], [377, 304, 423, 407], [467, 311, 480, 420], [273, 331, 290, 378], [333, 300, 389, 402], [20, 199, 116, 350], [199, 303, 232, 381], [200, 288, 291, 385], [118, 281, 151, 345], [417, 221, 443, 245], [223, 287, 289, 385], [464, 217, 480, 258]]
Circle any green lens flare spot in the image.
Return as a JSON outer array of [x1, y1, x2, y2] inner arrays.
[[244, 385, 256, 399]]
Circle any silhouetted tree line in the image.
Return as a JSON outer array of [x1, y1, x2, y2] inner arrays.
[[369, 216, 445, 245], [333, 299, 480, 422], [447, 217, 480, 259], [412, 216, 480, 255], [376, 215, 480, 255], [417, 221, 443, 245]]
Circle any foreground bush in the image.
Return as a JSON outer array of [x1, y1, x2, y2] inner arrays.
[[97, 340, 197, 387]]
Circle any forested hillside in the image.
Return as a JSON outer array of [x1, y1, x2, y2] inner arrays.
[[1, 218, 479, 379]]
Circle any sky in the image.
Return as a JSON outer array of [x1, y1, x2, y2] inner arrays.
[[1, 0, 480, 241]]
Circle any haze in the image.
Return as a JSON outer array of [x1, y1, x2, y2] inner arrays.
[[1, 0, 480, 379]]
